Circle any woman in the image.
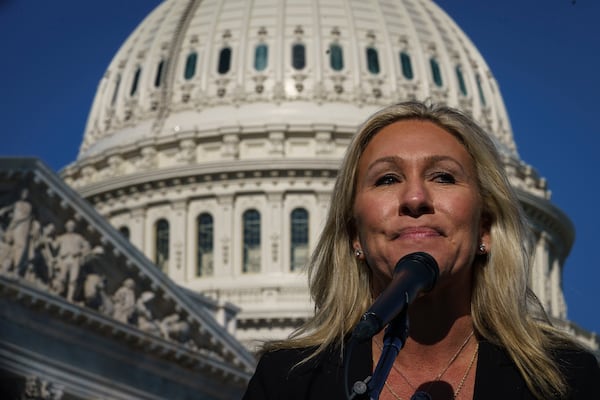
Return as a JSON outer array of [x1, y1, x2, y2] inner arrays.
[[242, 102, 599, 399]]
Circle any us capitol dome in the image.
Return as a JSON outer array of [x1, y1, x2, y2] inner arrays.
[[60, 0, 579, 350]]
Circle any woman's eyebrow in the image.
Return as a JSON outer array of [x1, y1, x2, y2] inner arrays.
[[366, 155, 466, 174]]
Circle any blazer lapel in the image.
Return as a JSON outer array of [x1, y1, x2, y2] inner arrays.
[[473, 341, 531, 399]]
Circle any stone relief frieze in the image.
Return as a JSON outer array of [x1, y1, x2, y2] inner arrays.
[[0, 182, 210, 352]]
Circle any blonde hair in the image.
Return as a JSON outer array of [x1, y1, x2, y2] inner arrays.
[[266, 101, 575, 399]]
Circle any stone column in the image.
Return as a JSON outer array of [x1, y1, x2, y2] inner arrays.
[[129, 207, 146, 252], [549, 252, 567, 319], [170, 200, 188, 282], [266, 192, 283, 273], [217, 194, 234, 277], [315, 190, 331, 240], [532, 232, 550, 311]]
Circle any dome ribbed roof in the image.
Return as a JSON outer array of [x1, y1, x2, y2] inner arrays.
[[79, 0, 516, 162]]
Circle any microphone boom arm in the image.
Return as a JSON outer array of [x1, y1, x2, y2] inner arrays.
[[366, 309, 410, 400]]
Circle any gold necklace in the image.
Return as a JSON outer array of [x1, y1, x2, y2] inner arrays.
[[374, 330, 476, 400], [384, 343, 478, 400]]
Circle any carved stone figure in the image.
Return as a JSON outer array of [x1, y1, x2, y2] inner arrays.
[[0, 226, 13, 274], [22, 219, 42, 285], [0, 188, 33, 275], [83, 273, 113, 315], [160, 313, 197, 349], [160, 313, 189, 341], [112, 278, 136, 323], [135, 291, 161, 335], [38, 223, 57, 282], [53, 220, 91, 301]]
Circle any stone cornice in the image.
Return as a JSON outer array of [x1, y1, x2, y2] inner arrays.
[[0, 276, 250, 384], [516, 188, 575, 260], [69, 159, 340, 200]]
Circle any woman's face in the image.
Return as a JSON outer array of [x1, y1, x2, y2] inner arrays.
[[352, 119, 489, 296]]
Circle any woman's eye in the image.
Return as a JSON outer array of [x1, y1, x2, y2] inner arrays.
[[433, 172, 456, 184], [375, 174, 398, 186]]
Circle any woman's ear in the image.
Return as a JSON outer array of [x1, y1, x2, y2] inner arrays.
[[350, 226, 365, 260], [349, 217, 366, 260], [479, 212, 492, 253]]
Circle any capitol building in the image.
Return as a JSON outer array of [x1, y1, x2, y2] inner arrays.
[[1, 0, 597, 399]]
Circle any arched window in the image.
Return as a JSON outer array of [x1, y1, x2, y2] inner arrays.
[[476, 74, 487, 106], [242, 209, 261, 273], [329, 43, 344, 71], [111, 74, 121, 106], [366, 47, 380, 74], [184, 51, 198, 80], [118, 226, 130, 240], [154, 60, 165, 88], [430, 58, 443, 87], [197, 213, 214, 277], [155, 219, 169, 271], [456, 65, 467, 96], [400, 51, 414, 80], [254, 44, 268, 71], [130, 66, 141, 96], [292, 43, 306, 70], [218, 47, 232, 74], [290, 208, 309, 271]]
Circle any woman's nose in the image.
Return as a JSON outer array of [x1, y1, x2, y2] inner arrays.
[[399, 179, 433, 217]]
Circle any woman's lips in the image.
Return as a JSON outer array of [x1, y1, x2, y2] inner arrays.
[[394, 226, 442, 239]]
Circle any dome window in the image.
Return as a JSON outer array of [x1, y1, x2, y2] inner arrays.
[[184, 51, 198, 80], [155, 219, 169, 272], [430, 58, 443, 87], [455, 65, 467, 96], [111, 74, 121, 106], [254, 44, 268, 71], [243, 209, 261, 273], [400, 51, 414, 80], [476, 74, 487, 106], [292, 43, 306, 70], [196, 213, 214, 277], [329, 43, 344, 71], [290, 208, 309, 271], [154, 60, 165, 88], [366, 47, 380, 74], [118, 226, 130, 240], [218, 47, 232, 74], [130, 66, 142, 96]]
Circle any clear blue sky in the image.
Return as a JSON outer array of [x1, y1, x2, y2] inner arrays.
[[2, 1, 599, 336]]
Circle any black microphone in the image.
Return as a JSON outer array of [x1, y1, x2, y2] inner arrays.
[[351, 252, 439, 342]]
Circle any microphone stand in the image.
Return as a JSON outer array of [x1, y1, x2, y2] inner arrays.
[[366, 309, 409, 400], [346, 309, 410, 400]]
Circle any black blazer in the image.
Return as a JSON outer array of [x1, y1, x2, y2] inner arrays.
[[242, 340, 600, 399]]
